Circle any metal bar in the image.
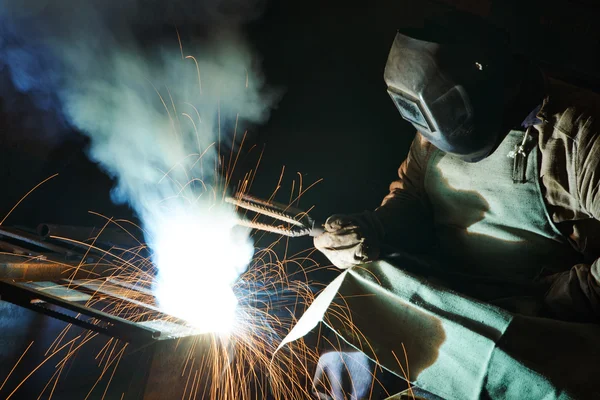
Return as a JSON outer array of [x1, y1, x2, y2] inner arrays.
[[46, 234, 146, 267], [0, 227, 77, 257], [0, 239, 42, 256], [24, 281, 92, 302], [225, 197, 305, 227], [226, 194, 322, 236], [0, 255, 114, 281], [47, 236, 114, 259], [63, 279, 163, 313], [37, 224, 142, 248], [13, 300, 120, 338], [236, 219, 311, 237], [0, 280, 161, 342], [63, 280, 207, 340], [107, 277, 153, 296], [236, 194, 308, 217], [238, 194, 318, 230]]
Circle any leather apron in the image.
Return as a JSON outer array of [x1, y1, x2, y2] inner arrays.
[[423, 129, 582, 306]]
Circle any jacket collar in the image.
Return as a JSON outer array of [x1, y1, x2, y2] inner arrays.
[[535, 73, 553, 125]]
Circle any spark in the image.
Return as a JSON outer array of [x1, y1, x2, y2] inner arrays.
[[0, 173, 59, 226], [176, 26, 184, 60], [4, 336, 81, 400], [0, 341, 33, 392], [185, 55, 202, 96]]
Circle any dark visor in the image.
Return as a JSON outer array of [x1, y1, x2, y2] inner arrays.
[[387, 88, 434, 132]]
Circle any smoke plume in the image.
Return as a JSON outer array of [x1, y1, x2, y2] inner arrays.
[[0, 0, 278, 332]]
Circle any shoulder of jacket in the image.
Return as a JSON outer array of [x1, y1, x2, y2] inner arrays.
[[538, 78, 600, 143], [413, 131, 437, 160], [414, 131, 435, 151]]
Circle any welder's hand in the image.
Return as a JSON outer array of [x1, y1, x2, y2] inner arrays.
[[314, 211, 384, 269]]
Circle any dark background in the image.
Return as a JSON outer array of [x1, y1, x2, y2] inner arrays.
[[0, 0, 599, 398], [1, 0, 599, 235]]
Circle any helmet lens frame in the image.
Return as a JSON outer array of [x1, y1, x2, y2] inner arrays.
[[387, 87, 434, 133]]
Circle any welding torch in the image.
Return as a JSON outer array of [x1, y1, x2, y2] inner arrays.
[[225, 194, 324, 237], [227, 194, 408, 270]]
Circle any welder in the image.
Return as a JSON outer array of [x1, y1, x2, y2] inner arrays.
[[316, 23, 600, 321], [312, 16, 600, 399]]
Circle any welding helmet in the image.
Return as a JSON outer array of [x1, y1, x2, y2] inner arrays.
[[384, 21, 512, 162]]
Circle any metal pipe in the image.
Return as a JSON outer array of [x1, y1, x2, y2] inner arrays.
[[0, 254, 116, 281], [0, 227, 76, 256], [0, 239, 43, 256], [37, 224, 142, 248]]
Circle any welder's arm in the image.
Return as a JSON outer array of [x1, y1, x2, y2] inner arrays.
[[374, 132, 435, 253], [315, 133, 434, 269], [543, 126, 600, 321]]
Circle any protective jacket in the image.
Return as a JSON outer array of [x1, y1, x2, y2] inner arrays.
[[298, 78, 600, 399], [375, 78, 600, 321]]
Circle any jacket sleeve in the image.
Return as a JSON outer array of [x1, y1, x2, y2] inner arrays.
[[543, 117, 600, 321], [374, 132, 435, 253]]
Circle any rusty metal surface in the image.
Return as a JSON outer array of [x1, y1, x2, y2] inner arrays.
[[0, 254, 114, 281]]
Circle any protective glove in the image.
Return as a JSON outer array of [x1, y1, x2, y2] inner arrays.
[[314, 211, 384, 269]]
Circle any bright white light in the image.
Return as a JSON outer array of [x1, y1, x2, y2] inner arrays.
[[151, 204, 254, 334]]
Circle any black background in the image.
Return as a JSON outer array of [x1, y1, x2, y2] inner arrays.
[[0, 0, 599, 398], [1, 0, 599, 237]]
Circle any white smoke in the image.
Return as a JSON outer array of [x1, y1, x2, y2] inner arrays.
[[0, 0, 278, 333]]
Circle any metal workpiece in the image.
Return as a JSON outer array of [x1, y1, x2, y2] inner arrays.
[[0, 223, 192, 346], [226, 193, 324, 237], [37, 223, 142, 248], [0, 223, 202, 345], [0, 278, 204, 343], [0, 226, 78, 257], [0, 279, 162, 343], [63, 278, 204, 340], [64, 278, 162, 313], [0, 239, 42, 256], [0, 225, 141, 281], [0, 254, 114, 281]]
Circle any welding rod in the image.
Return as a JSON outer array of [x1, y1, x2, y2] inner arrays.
[[225, 195, 324, 237]]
